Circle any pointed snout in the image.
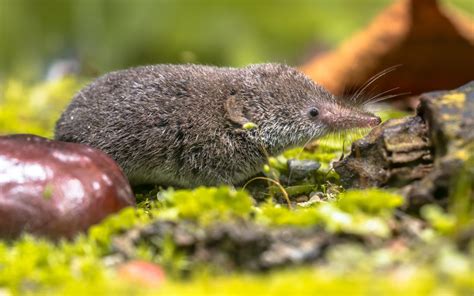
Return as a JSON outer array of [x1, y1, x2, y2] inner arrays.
[[340, 113, 381, 129], [320, 103, 382, 130]]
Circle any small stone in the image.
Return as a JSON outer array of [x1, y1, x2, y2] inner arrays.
[[297, 193, 323, 207], [287, 159, 321, 180], [295, 195, 309, 203]]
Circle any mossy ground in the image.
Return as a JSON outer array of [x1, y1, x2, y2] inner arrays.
[[0, 78, 473, 295]]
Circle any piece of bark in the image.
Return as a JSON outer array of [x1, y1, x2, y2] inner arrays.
[[405, 81, 474, 210], [334, 81, 474, 211], [334, 116, 433, 188]]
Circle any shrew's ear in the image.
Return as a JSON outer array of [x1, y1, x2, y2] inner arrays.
[[225, 96, 250, 126]]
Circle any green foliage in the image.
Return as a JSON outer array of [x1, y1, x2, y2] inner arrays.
[[2, 0, 473, 80], [0, 78, 82, 137], [1, 0, 399, 79]]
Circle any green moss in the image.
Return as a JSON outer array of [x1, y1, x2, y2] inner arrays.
[[156, 186, 254, 225], [256, 201, 321, 226], [421, 205, 457, 235], [337, 189, 404, 215], [0, 236, 114, 294], [283, 135, 344, 169], [87, 206, 150, 249], [0, 184, 472, 295], [256, 189, 403, 238], [157, 267, 437, 296]]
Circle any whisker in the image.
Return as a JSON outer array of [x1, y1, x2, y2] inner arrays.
[[350, 65, 402, 105], [362, 87, 400, 105], [363, 91, 411, 106], [354, 66, 395, 98], [367, 87, 400, 100]]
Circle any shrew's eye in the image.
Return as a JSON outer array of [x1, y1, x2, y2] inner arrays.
[[308, 107, 319, 118]]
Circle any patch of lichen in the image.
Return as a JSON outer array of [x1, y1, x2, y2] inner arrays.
[[439, 93, 466, 109]]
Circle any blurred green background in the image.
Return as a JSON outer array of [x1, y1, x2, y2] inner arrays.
[[0, 2, 473, 294], [1, 0, 473, 81]]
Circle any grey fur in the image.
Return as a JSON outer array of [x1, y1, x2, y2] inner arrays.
[[55, 63, 380, 187]]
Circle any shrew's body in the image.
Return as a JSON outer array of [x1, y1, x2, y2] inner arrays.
[[55, 64, 380, 187]]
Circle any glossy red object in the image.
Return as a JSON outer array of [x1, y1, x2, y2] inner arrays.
[[117, 260, 166, 287], [0, 134, 135, 239]]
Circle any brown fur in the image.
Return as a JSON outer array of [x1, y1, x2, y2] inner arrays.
[[55, 63, 380, 187]]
